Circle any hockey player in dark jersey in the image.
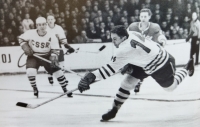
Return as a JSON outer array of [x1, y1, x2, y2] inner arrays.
[[77, 25, 194, 121], [127, 8, 167, 94]]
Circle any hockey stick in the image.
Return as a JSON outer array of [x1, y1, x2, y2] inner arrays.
[[33, 54, 83, 77], [16, 88, 79, 109], [16, 54, 83, 109], [74, 45, 106, 54]]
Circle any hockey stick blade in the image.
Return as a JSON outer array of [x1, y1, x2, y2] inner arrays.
[[16, 102, 29, 107], [16, 88, 78, 109]]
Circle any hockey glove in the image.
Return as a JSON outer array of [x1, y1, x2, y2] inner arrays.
[[21, 43, 33, 56], [121, 63, 134, 75], [78, 72, 96, 93], [64, 44, 75, 54], [49, 54, 59, 68], [66, 47, 75, 54]]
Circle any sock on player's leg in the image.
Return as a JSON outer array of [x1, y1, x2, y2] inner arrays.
[[54, 70, 72, 97]]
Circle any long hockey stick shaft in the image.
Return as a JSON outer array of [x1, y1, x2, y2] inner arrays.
[[31, 88, 78, 109], [33, 54, 83, 77]]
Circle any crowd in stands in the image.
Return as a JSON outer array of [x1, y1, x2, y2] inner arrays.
[[0, 0, 200, 46]]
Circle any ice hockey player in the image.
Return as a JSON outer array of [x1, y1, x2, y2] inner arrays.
[[77, 25, 194, 121], [127, 8, 167, 94], [18, 17, 72, 98], [46, 14, 74, 85]]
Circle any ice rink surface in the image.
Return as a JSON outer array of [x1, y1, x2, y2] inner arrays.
[[1, 66, 200, 127]]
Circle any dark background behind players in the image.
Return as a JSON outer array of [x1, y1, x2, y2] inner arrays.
[[0, 0, 200, 46]]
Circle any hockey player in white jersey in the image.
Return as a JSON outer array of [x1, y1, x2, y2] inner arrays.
[[77, 25, 194, 121], [18, 17, 72, 98], [46, 14, 74, 85]]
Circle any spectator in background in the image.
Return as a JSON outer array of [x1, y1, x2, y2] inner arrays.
[[177, 27, 185, 39], [17, 25, 24, 36], [5, 28, 16, 43], [153, 14, 162, 25], [80, 6, 87, 18], [99, 22, 107, 38], [6, 13, 16, 27], [80, 18, 88, 31], [0, 19, 7, 33], [11, 7, 18, 19], [129, 16, 136, 24], [60, 12, 65, 23], [186, 12, 200, 65], [85, 0, 92, 12], [172, 0, 186, 21], [105, 16, 113, 29], [182, 16, 191, 31], [0, 9, 5, 20], [11, 20, 18, 35], [86, 22, 100, 39], [0, 31, 3, 46], [165, 14, 173, 28], [54, 7, 60, 18], [183, 28, 189, 38], [2, 36, 10, 46], [97, 10, 106, 23], [185, 3, 193, 18], [29, 23, 35, 29], [171, 29, 179, 39], [69, 24, 79, 42], [91, 5, 98, 20], [164, 30, 171, 40], [84, 11, 91, 24], [161, 21, 170, 32], [29, 6, 40, 21], [72, 30, 89, 44], [22, 13, 34, 32], [16, 15, 22, 26], [113, 7, 122, 25], [56, 17, 62, 25], [40, 5, 47, 17], [101, 30, 112, 42]]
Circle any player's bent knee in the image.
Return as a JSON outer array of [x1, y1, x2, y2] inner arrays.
[[121, 74, 140, 91], [163, 82, 177, 92], [26, 68, 37, 76], [53, 70, 64, 78]]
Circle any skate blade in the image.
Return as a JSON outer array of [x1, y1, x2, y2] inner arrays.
[[100, 119, 109, 122]]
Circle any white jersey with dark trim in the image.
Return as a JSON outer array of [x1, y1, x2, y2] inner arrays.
[[18, 29, 60, 56], [93, 31, 169, 80], [47, 24, 67, 44]]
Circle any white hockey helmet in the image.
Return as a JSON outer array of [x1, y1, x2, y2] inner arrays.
[[36, 17, 46, 24]]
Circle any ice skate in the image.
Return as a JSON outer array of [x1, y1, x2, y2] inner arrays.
[[48, 77, 54, 85], [33, 87, 39, 98], [63, 87, 73, 98], [101, 107, 118, 122]]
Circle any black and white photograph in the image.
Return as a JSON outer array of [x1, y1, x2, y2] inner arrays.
[[0, 0, 200, 127]]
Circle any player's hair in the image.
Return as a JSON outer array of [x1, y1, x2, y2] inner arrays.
[[110, 25, 129, 38], [47, 13, 55, 19], [140, 8, 152, 16]]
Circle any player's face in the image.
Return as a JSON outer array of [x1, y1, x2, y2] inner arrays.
[[47, 16, 55, 25], [192, 12, 197, 21], [139, 12, 151, 23], [36, 23, 47, 32], [111, 33, 124, 48]]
